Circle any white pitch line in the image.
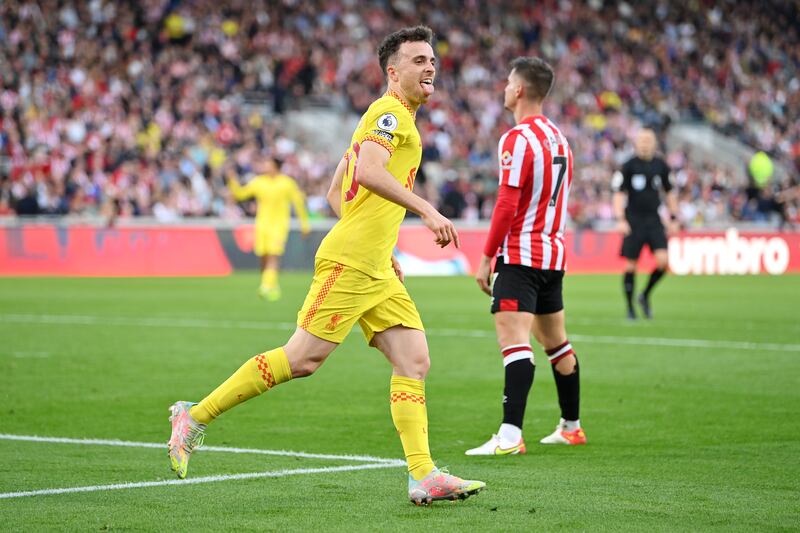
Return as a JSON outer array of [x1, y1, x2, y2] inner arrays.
[[0, 313, 294, 332], [424, 329, 800, 352], [10, 351, 51, 358], [0, 434, 402, 464], [0, 462, 402, 500], [3, 313, 799, 352], [425, 329, 800, 352], [436, 313, 800, 332], [565, 334, 800, 352]]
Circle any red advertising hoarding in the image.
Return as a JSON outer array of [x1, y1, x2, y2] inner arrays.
[[395, 226, 800, 275], [0, 224, 797, 276], [0, 225, 232, 276]]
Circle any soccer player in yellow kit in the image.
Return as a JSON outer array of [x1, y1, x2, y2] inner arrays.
[[168, 26, 485, 505], [227, 156, 310, 300]]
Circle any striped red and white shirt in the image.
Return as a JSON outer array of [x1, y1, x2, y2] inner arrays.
[[485, 115, 573, 270]]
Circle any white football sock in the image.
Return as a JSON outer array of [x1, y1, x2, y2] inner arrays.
[[562, 418, 580, 432], [498, 423, 522, 444]]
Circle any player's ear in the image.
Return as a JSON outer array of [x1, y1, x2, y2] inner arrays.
[[386, 64, 399, 82]]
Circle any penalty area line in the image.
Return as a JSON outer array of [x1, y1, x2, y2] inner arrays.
[[0, 462, 402, 500]]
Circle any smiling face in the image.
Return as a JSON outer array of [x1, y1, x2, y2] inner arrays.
[[386, 40, 436, 107]]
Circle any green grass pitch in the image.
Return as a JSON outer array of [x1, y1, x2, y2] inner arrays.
[[1, 273, 798, 531]]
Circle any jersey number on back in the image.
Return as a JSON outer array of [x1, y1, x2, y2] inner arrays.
[[549, 156, 567, 207]]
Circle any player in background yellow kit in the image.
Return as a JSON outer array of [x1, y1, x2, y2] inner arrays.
[[227, 156, 310, 301], [168, 25, 485, 506]]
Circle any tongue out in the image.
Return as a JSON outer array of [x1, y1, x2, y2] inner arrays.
[[421, 81, 434, 97]]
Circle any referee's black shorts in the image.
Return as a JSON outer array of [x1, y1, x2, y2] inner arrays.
[[490, 257, 564, 315], [620, 215, 668, 260]]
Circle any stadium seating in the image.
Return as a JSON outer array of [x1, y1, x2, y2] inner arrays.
[[0, 0, 796, 226]]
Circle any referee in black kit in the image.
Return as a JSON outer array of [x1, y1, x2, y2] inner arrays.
[[612, 129, 679, 320]]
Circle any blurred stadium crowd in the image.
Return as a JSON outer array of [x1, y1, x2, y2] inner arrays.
[[0, 0, 798, 227]]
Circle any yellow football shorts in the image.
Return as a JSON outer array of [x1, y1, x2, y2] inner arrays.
[[297, 259, 424, 344], [254, 225, 288, 256]]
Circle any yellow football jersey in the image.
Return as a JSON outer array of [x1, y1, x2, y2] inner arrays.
[[316, 90, 421, 278], [228, 173, 310, 232]]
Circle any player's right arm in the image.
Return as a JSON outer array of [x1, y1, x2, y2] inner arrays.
[[357, 141, 459, 248], [476, 130, 528, 295], [326, 154, 348, 218], [611, 165, 630, 235], [476, 184, 521, 295], [226, 167, 255, 201]]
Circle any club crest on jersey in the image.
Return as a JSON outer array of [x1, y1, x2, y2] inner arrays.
[[377, 113, 398, 132]]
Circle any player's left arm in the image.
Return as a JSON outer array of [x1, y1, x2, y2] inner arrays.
[[326, 154, 348, 218], [358, 141, 459, 248], [476, 184, 521, 295], [476, 131, 527, 295], [288, 178, 311, 235], [663, 165, 680, 234]]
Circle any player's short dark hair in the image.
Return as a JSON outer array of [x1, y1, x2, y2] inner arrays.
[[377, 25, 434, 75], [510, 57, 555, 102], [259, 153, 282, 168]]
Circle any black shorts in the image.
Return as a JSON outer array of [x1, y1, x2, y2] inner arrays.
[[490, 258, 564, 315], [621, 216, 667, 260]]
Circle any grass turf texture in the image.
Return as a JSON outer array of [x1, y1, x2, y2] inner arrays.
[[1, 273, 798, 531]]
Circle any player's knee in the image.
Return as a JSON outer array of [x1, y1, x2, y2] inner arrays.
[[395, 351, 430, 380], [410, 351, 431, 379], [288, 353, 327, 378], [531, 330, 547, 348], [291, 361, 318, 379], [495, 325, 529, 349], [290, 358, 319, 378], [539, 331, 567, 351], [554, 353, 577, 375], [418, 352, 431, 377]]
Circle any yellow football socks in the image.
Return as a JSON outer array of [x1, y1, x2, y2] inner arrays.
[[261, 268, 278, 290], [190, 347, 292, 425], [390, 376, 435, 480]]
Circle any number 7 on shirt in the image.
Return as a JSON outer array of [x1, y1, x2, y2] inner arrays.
[[549, 155, 567, 207]]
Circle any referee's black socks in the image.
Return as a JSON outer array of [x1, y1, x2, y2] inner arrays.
[[623, 271, 635, 313], [643, 268, 666, 297]]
